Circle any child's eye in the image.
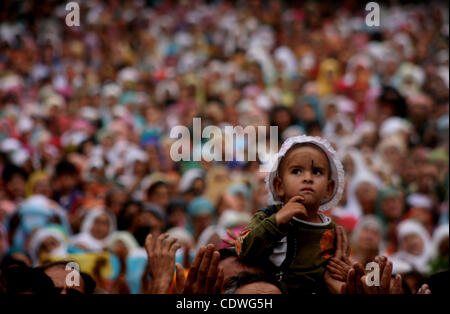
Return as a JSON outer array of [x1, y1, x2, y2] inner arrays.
[[313, 169, 323, 175], [292, 169, 302, 175]]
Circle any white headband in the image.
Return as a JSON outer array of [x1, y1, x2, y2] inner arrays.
[[265, 135, 345, 212]]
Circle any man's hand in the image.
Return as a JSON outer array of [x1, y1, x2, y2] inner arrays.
[[175, 244, 224, 294], [326, 225, 352, 282], [417, 284, 431, 294], [222, 229, 239, 246], [145, 233, 181, 294], [341, 262, 365, 294], [324, 269, 346, 294], [360, 256, 403, 294], [327, 257, 352, 282], [275, 196, 307, 226], [334, 225, 351, 260]]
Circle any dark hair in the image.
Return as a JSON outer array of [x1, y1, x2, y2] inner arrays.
[[278, 142, 332, 180], [117, 200, 143, 230], [55, 159, 78, 176], [80, 271, 96, 294], [36, 260, 96, 294], [378, 86, 407, 118], [425, 270, 449, 295], [305, 120, 323, 134], [105, 186, 127, 207], [269, 106, 294, 129], [0, 255, 29, 272], [1, 163, 28, 182], [1, 265, 56, 294], [146, 181, 168, 197], [218, 247, 238, 260], [77, 137, 97, 155], [167, 198, 187, 215], [224, 271, 287, 294]]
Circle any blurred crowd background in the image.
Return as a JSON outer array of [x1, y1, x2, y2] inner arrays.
[[0, 0, 448, 294]]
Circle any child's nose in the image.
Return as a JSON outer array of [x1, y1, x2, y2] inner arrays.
[[302, 171, 313, 182]]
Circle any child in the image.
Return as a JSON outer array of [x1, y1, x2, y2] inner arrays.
[[235, 135, 344, 294]]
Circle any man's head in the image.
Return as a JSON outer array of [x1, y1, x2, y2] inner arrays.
[[39, 261, 95, 294], [146, 181, 170, 210], [218, 248, 262, 290], [1, 265, 55, 294], [2, 163, 27, 200], [224, 271, 286, 294], [273, 143, 335, 212], [55, 160, 79, 193]]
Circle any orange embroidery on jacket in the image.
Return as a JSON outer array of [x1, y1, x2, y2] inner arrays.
[[320, 229, 335, 259], [235, 228, 251, 256]]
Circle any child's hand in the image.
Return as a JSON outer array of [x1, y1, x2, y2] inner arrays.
[[275, 196, 307, 227]]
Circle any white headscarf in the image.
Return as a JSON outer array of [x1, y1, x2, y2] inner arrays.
[[430, 224, 449, 260], [29, 226, 69, 266], [178, 168, 205, 194], [71, 208, 116, 252], [351, 215, 386, 255], [265, 135, 345, 212], [391, 219, 432, 274], [106, 231, 140, 253], [345, 170, 383, 218]]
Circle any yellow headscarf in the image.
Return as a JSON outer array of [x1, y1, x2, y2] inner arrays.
[[317, 58, 341, 97], [26, 171, 50, 197]]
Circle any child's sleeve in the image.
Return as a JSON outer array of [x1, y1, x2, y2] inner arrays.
[[235, 210, 289, 262]]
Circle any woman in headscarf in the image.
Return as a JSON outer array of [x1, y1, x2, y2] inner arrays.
[[8, 195, 72, 250], [428, 224, 449, 274], [25, 171, 52, 198], [186, 196, 215, 242], [29, 224, 69, 266], [375, 186, 406, 254], [70, 208, 116, 252], [345, 170, 383, 218], [316, 58, 341, 97], [105, 230, 141, 294], [374, 134, 407, 185], [178, 168, 206, 203], [350, 215, 385, 268], [295, 95, 324, 131], [390, 219, 433, 275]]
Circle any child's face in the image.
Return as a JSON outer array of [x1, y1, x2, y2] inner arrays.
[[274, 145, 334, 210]]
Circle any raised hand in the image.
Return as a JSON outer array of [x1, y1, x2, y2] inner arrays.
[[275, 196, 307, 226], [221, 229, 239, 246], [417, 284, 431, 294], [326, 225, 352, 282], [334, 225, 351, 260], [327, 257, 352, 282], [145, 233, 181, 294], [360, 256, 404, 294], [341, 262, 365, 294], [175, 244, 224, 294]]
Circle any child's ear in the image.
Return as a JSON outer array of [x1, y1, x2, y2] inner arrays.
[[273, 177, 285, 199], [325, 179, 335, 199]]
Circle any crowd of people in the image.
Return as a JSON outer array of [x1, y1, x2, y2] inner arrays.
[[0, 0, 448, 294]]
